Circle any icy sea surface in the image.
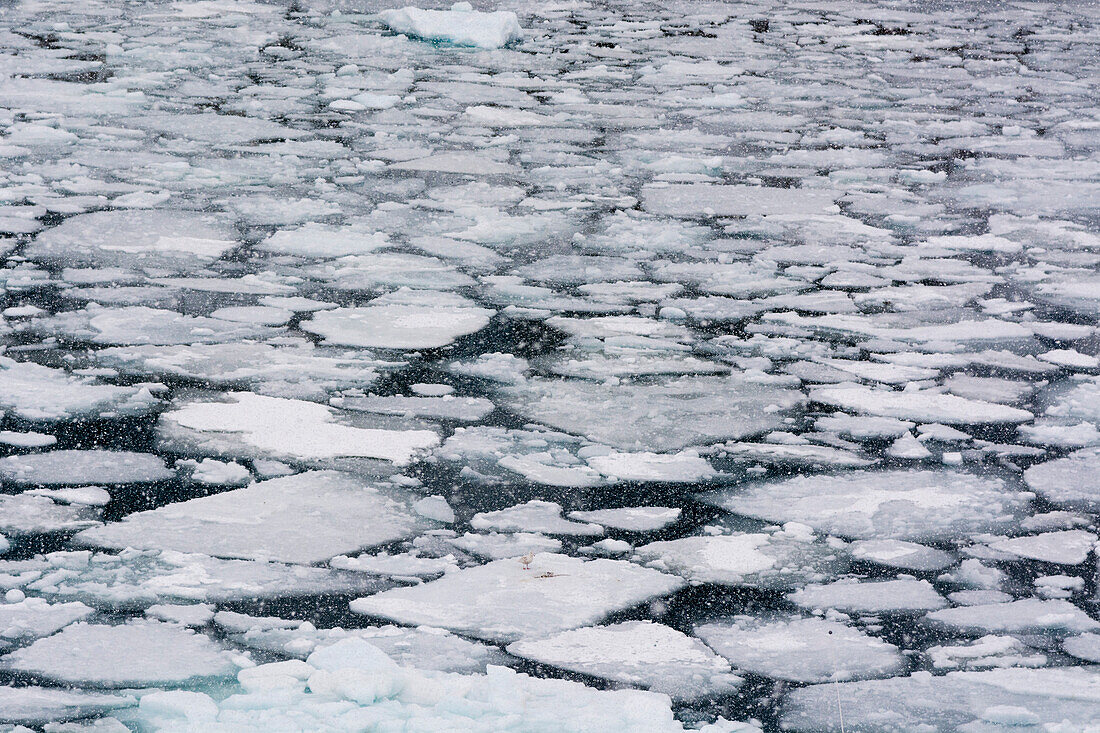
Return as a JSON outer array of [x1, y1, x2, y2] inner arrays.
[[0, 0, 1099, 729]]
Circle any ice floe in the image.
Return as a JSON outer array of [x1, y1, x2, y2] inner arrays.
[[507, 621, 742, 700], [351, 552, 684, 642], [1, 620, 239, 687], [703, 470, 1032, 541], [75, 471, 429, 564], [696, 615, 904, 683], [158, 392, 438, 465]]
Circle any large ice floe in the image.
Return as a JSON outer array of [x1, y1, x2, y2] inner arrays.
[[501, 375, 803, 451], [3, 0, 1100, 726], [74, 471, 429, 563], [703, 470, 1033, 540], [350, 552, 684, 642], [156, 392, 439, 465]]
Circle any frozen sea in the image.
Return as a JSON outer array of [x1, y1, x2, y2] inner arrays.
[[0, 0, 1098, 729]]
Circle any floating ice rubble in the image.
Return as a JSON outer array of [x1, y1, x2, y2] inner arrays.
[[126, 638, 753, 732], [0, 357, 159, 421], [2, 0, 1100, 726]]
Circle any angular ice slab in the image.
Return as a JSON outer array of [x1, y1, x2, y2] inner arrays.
[[787, 578, 947, 614], [12, 548, 389, 607], [350, 552, 685, 642], [587, 450, 716, 483], [696, 615, 904, 683], [41, 305, 280, 346], [1024, 447, 1100, 510], [0, 450, 172, 486], [23, 210, 236, 272], [925, 599, 1100, 636], [568, 506, 681, 533], [848, 539, 955, 572], [96, 342, 388, 397], [507, 621, 742, 700], [811, 384, 1033, 425], [158, 392, 439, 465], [782, 667, 1100, 731], [0, 597, 92, 646], [0, 493, 102, 535], [634, 530, 847, 589], [75, 471, 428, 565], [643, 184, 838, 218], [438, 425, 605, 487], [0, 357, 159, 421], [702, 470, 1032, 541], [470, 500, 603, 536], [2, 620, 239, 687], [502, 375, 803, 451], [379, 4, 523, 49], [987, 529, 1097, 565], [303, 290, 494, 350]]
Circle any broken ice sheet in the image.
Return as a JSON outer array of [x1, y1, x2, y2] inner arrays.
[[470, 500, 603, 536], [0, 450, 172, 486], [810, 384, 1033, 425], [0, 494, 103, 536], [74, 471, 431, 564], [350, 552, 684, 642], [847, 539, 955, 572], [0, 597, 93, 647], [1, 620, 240, 688], [23, 210, 236, 272], [702, 470, 1033, 541], [927, 635, 1047, 671], [501, 374, 803, 451], [633, 525, 847, 590], [38, 305, 281, 346], [787, 578, 947, 614], [157, 391, 439, 466], [1023, 447, 1100, 511], [0, 356, 160, 421], [568, 506, 681, 533], [925, 599, 1100, 636], [446, 531, 563, 560], [302, 290, 494, 350], [437, 425, 606, 488], [507, 621, 742, 700], [695, 615, 904, 684], [95, 341, 393, 400]]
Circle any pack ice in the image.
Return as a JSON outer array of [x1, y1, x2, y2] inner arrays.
[[2, 0, 1100, 726]]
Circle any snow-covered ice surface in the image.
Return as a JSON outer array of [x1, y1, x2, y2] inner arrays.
[[1, 0, 1099, 727]]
